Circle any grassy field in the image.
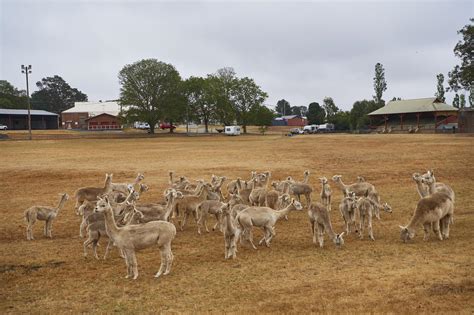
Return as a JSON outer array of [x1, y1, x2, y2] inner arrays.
[[0, 134, 473, 313]]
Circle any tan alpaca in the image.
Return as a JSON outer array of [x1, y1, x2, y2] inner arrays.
[[25, 193, 69, 240], [220, 203, 238, 259], [338, 191, 357, 234], [266, 181, 290, 209], [210, 176, 227, 201], [356, 192, 376, 240], [173, 183, 212, 230], [422, 170, 455, 203], [235, 178, 254, 205], [331, 175, 375, 197], [196, 200, 225, 234], [133, 189, 183, 223], [289, 182, 312, 206], [308, 202, 345, 248], [356, 176, 366, 182], [227, 171, 256, 195], [111, 173, 145, 196], [235, 199, 303, 249], [399, 191, 454, 242], [412, 173, 429, 198], [94, 196, 176, 279], [168, 170, 190, 190], [74, 174, 113, 214], [319, 177, 332, 211]]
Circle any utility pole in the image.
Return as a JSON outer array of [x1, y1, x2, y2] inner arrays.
[[21, 65, 32, 140]]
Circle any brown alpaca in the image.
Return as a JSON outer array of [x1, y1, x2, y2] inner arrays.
[[399, 191, 454, 242], [74, 174, 113, 214], [25, 193, 69, 240], [173, 183, 212, 230]]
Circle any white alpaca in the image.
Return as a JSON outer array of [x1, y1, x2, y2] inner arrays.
[[308, 202, 345, 248], [25, 193, 69, 240]]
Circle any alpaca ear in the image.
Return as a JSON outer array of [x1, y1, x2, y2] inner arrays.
[[339, 232, 345, 237], [399, 225, 406, 230]]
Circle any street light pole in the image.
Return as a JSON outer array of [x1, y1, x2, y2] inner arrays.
[[21, 64, 32, 140]]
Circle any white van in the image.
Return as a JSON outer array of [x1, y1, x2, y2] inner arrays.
[[225, 126, 241, 136], [303, 125, 318, 134]]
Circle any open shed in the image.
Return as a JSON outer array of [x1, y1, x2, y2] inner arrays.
[[0, 109, 58, 130]]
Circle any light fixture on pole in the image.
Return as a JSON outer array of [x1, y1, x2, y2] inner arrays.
[[21, 64, 32, 140]]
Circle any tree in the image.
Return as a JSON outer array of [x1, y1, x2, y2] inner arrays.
[[251, 105, 274, 127], [182, 76, 214, 133], [30, 75, 87, 114], [276, 99, 291, 116], [350, 99, 382, 130], [0, 80, 28, 109], [435, 73, 446, 102], [307, 102, 325, 124], [373, 63, 387, 105], [453, 93, 460, 108], [208, 67, 237, 125], [460, 94, 466, 108], [322, 97, 339, 120], [119, 59, 181, 134], [391, 97, 402, 101], [231, 77, 268, 133], [331, 111, 351, 130], [290, 106, 307, 116], [447, 19, 473, 93]]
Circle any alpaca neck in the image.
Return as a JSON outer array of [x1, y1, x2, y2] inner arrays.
[[103, 205, 120, 236], [334, 179, 347, 193], [168, 172, 174, 185], [324, 219, 337, 240], [426, 180, 437, 194], [414, 181, 428, 198], [56, 196, 67, 212], [275, 204, 293, 220], [224, 213, 234, 231], [104, 177, 112, 191], [164, 195, 176, 221], [303, 173, 309, 184], [133, 175, 142, 186]]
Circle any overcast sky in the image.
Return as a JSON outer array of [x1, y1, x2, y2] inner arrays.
[[1, 0, 472, 110]]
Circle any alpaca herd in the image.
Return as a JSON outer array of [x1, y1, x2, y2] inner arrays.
[[24, 169, 455, 280]]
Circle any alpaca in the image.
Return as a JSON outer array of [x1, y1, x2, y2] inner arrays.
[[308, 202, 345, 248], [173, 183, 212, 230], [196, 200, 225, 234], [94, 196, 177, 279], [302, 170, 310, 184], [331, 175, 375, 197], [74, 173, 113, 214], [275, 193, 291, 220], [227, 171, 256, 195], [25, 193, 69, 240], [220, 203, 238, 259], [180, 180, 205, 196], [356, 192, 376, 240], [356, 176, 366, 182], [399, 191, 454, 242], [289, 182, 312, 206], [235, 178, 254, 205], [133, 189, 183, 223], [111, 173, 145, 196], [319, 177, 332, 211], [168, 171, 190, 190], [210, 176, 226, 201], [338, 192, 358, 234], [79, 200, 96, 238], [412, 173, 429, 198], [422, 170, 455, 203], [235, 199, 303, 249]]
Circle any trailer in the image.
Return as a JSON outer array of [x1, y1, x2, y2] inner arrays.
[[225, 125, 241, 136]]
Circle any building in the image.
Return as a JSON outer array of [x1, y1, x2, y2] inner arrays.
[[272, 115, 308, 126], [368, 97, 458, 132], [61, 101, 121, 130], [0, 109, 58, 130], [458, 108, 474, 133], [86, 113, 122, 130]]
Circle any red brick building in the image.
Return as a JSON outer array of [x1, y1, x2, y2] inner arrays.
[[86, 113, 122, 130], [61, 101, 121, 129], [272, 115, 308, 126]]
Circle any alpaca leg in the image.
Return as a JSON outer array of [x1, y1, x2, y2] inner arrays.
[[441, 215, 451, 239], [432, 220, 442, 241], [26, 215, 36, 240], [328, 195, 332, 212], [43, 220, 48, 237], [248, 229, 257, 250], [230, 235, 237, 259], [224, 236, 230, 259], [75, 199, 81, 215], [46, 219, 53, 238], [368, 215, 374, 241], [181, 211, 189, 231], [196, 211, 205, 235], [79, 218, 87, 238], [123, 250, 134, 279], [266, 226, 275, 246], [312, 221, 318, 245], [104, 239, 113, 260], [258, 227, 267, 246], [317, 224, 324, 248], [423, 223, 431, 241], [130, 252, 138, 280], [83, 237, 94, 257], [92, 240, 100, 260], [359, 214, 365, 239], [164, 247, 174, 275], [155, 247, 168, 278]]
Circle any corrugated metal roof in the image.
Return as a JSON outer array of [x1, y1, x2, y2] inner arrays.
[[62, 101, 121, 116], [368, 97, 458, 116], [0, 108, 58, 116]]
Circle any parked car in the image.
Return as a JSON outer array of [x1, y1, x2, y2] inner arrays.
[[225, 126, 241, 136], [134, 122, 150, 129], [0, 124, 8, 130], [290, 128, 304, 135], [160, 122, 176, 130], [303, 125, 318, 134]]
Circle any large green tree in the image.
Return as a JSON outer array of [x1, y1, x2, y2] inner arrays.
[[30, 76, 87, 114], [448, 19, 473, 93], [0, 80, 28, 109], [182, 76, 216, 133], [119, 59, 181, 134], [322, 97, 339, 121], [250, 105, 274, 127], [436, 73, 446, 102], [290, 105, 307, 116], [208, 67, 237, 125], [373, 63, 387, 105], [307, 102, 325, 124], [231, 77, 268, 133], [331, 111, 351, 130], [276, 99, 291, 116], [350, 99, 382, 130]]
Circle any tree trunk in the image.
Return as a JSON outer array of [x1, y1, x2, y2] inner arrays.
[[149, 123, 155, 134], [243, 124, 247, 133], [204, 118, 209, 133], [169, 120, 174, 133]]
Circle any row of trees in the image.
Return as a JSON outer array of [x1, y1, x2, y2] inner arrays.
[[0, 76, 88, 113], [118, 61, 272, 133]]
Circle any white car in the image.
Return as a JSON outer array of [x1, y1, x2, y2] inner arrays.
[[0, 124, 8, 130]]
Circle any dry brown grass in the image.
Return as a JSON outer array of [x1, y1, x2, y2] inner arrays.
[[1, 134, 473, 313]]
